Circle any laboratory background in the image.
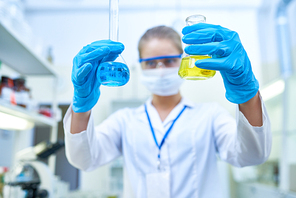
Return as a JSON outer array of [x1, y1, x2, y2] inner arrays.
[[0, 0, 296, 197]]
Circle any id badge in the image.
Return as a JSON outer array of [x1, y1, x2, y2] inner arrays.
[[146, 171, 170, 198]]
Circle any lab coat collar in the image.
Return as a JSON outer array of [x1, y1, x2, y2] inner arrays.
[[135, 97, 195, 133], [144, 97, 195, 109], [179, 97, 195, 109]]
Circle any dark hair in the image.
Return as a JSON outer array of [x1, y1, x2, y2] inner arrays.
[[138, 25, 183, 58]]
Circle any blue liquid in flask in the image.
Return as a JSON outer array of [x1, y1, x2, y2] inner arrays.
[[98, 61, 130, 87], [100, 0, 130, 87]]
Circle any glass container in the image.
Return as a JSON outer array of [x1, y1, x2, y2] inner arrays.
[[97, 0, 130, 87], [178, 14, 216, 80]]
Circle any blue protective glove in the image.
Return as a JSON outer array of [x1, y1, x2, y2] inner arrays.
[[72, 40, 124, 113], [182, 23, 259, 104]]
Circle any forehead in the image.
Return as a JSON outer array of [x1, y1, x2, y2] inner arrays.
[[141, 38, 180, 59]]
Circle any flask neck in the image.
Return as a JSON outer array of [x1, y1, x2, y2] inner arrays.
[[109, 0, 119, 41]]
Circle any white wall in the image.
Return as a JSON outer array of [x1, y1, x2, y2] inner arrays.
[[23, 1, 265, 195], [257, 0, 296, 84], [257, 0, 296, 159]]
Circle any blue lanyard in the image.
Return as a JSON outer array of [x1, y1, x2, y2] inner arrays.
[[144, 104, 187, 161]]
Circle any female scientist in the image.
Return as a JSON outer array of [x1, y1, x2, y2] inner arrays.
[[63, 24, 271, 198]]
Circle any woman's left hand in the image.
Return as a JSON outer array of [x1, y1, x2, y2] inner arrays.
[[182, 23, 259, 104]]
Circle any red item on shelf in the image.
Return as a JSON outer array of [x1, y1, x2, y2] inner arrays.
[[10, 90, 16, 105], [3, 167, 8, 173], [39, 108, 52, 117]]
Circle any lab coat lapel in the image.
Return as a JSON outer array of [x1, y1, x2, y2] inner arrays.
[[162, 103, 184, 127], [136, 98, 195, 140], [146, 101, 165, 134], [135, 100, 164, 134], [162, 98, 194, 127]]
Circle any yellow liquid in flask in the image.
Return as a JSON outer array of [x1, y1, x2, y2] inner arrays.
[[178, 55, 216, 80]]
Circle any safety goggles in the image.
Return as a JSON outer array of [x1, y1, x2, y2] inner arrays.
[[139, 54, 182, 69]]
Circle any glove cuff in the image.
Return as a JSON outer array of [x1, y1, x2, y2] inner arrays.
[[222, 72, 259, 104]]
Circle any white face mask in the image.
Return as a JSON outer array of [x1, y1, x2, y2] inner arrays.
[[140, 67, 184, 96]]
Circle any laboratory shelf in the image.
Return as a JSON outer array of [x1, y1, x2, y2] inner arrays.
[[0, 99, 56, 127], [236, 182, 296, 198], [0, 22, 57, 76]]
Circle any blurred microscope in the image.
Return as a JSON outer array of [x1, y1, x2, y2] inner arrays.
[[3, 140, 68, 198]]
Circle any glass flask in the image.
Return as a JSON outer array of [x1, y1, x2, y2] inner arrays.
[[178, 14, 216, 80], [97, 0, 130, 87]]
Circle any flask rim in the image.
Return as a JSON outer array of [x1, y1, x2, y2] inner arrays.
[[185, 14, 206, 25]]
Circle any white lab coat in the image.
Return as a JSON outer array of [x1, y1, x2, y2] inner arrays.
[[63, 96, 271, 198]]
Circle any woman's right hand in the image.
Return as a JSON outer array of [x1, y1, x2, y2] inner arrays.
[[71, 40, 124, 113]]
